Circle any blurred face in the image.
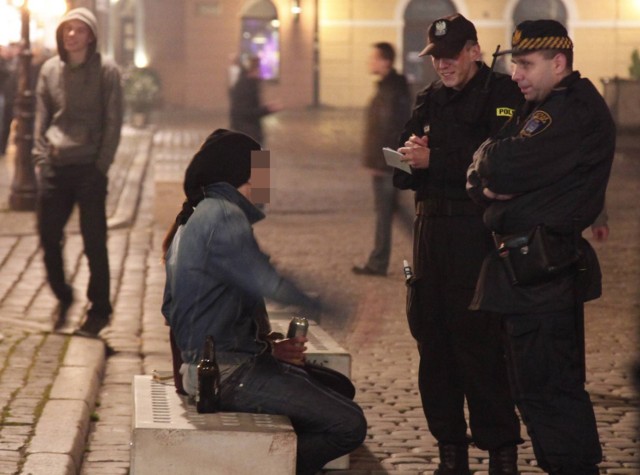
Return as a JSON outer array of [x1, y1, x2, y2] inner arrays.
[[511, 51, 566, 102], [61, 19, 94, 57], [368, 48, 391, 76], [431, 42, 480, 90]]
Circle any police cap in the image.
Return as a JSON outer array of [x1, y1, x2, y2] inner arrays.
[[419, 14, 478, 58], [498, 19, 573, 56]]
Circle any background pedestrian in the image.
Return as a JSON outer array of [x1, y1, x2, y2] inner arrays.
[[32, 7, 123, 336], [352, 42, 411, 277]]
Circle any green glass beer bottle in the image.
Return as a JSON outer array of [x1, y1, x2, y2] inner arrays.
[[196, 335, 221, 413]]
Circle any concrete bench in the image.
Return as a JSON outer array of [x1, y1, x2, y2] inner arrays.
[[131, 320, 351, 473], [130, 375, 297, 475]]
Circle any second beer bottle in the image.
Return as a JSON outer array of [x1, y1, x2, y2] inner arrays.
[[196, 335, 221, 413]]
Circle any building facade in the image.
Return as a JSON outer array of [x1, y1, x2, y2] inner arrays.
[[19, 0, 640, 113]]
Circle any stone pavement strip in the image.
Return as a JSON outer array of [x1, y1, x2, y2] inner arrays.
[[0, 125, 150, 475], [0, 109, 638, 475]]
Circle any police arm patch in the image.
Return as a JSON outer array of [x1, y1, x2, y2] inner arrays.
[[496, 107, 514, 117], [520, 110, 552, 137]]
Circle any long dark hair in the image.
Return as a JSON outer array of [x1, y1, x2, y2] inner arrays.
[[162, 199, 195, 262]]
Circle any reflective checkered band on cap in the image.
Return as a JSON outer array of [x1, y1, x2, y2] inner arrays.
[[516, 36, 573, 51]]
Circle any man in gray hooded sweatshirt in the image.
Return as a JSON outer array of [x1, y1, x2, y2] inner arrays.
[[33, 7, 123, 336]]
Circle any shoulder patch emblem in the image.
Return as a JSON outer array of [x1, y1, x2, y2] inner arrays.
[[520, 110, 552, 137], [496, 107, 514, 117]]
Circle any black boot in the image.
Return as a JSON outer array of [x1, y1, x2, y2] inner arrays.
[[434, 443, 470, 475], [489, 445, 519, 475]]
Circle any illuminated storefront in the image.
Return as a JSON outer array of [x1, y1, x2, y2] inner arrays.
[[240, 1, 281, 80]]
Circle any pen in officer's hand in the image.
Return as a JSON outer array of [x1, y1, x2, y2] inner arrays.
[[403, 259, 413, 281]]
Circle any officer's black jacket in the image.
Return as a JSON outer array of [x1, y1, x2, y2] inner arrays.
[[467, 71, 616, 313], [393, 62, 522, 201]]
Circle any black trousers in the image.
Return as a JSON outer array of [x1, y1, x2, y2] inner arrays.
[[409, 213, 521, 450], [502, 309, 601, 474], [36, 163, 111, 317]]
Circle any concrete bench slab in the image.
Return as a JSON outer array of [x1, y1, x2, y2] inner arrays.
[[130, 375, 296, 475]]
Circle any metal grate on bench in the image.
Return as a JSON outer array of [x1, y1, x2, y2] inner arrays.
[[136, 375, 292, 431]]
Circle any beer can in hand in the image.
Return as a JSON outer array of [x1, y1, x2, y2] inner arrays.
[[286, 316, 308, 365], [287, 316, 309, 340]]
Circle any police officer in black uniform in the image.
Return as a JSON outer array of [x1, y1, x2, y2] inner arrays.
[[467, 20, 615, 475], [394, 14, 522, 475]]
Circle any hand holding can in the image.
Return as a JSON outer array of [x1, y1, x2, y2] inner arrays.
[[285, 316, 308, 365]]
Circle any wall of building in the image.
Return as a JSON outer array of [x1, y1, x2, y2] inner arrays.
[[317, 0, 640, 108], [140, 0, 640, 112], [136, 0, 185, 107], [143, 0, 315, 113]]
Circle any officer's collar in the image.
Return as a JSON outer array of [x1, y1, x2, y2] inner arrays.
[[527, 71, 581, 107], [550, 70, 581, 94]]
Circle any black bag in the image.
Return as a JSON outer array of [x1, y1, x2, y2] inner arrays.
[[494, 224, 579, 286], [303, 363, 356, 400]]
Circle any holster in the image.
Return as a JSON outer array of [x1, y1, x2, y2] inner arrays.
[[493, 224, 581, 286]]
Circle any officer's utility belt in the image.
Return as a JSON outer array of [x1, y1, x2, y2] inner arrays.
[[493, 224, 581, 286], [416, 198, 482, 217]]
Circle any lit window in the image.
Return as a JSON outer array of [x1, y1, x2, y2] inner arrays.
[[240, 0, 280, 80]]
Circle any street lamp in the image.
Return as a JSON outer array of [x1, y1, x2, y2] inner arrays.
[[9, 0, 36, 211], [291, 0, 301, 23]]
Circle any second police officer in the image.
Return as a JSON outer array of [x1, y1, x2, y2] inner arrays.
[[394, 14, 523, 474], [467, 20, 615, 475]]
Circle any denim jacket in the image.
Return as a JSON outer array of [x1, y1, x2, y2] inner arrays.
[[162, 182, 316, 364]]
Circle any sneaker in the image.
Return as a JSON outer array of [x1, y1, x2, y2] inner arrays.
[[351, 265, 387, 277], [73, 317, 110, 338]]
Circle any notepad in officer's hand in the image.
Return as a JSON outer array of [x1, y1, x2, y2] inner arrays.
[[382, 147, 412, 174]]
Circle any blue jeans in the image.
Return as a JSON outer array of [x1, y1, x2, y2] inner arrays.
[[220, 354, 367, 475], [365, 174, 396, 273]]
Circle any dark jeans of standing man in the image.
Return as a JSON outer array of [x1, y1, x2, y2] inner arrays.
[[502, 309, 602, 475], [365, 174, 397, 274], [221, 353, 367, 475], [37, 163, 112, 319]]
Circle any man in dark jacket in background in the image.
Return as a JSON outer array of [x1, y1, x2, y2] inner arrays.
[[229, 55, 281, 146], [353, 42, 411, 276], [33, 7, 123, 336], [394, 14, 523, 474], [467, 20, 615, 475]]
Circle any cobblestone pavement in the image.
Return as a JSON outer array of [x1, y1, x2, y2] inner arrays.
[[0, 109, 638, 475]]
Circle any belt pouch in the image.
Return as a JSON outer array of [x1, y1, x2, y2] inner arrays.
[[494, 224, 576, 286]]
